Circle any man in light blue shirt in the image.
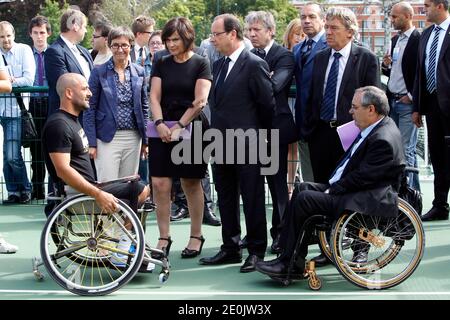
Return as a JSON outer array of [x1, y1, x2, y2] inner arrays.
[[0, 21, 35, 204]]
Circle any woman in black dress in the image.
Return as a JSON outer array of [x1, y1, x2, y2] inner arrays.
[[149, 17, 212, 258]]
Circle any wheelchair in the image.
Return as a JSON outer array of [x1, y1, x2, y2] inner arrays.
[[278, 177, 425, 291], [32, 176, 170, 296]]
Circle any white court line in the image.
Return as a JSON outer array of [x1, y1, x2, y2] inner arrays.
[[1, 289, 450, 296]]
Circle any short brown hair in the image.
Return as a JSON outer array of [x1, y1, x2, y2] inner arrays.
[[131, 15, 155, 35], [28, 15, 51, 34], [108, 26, 135, 47], [60, 9, 86, 33], [214, 14, 243, 40], [161, 17, 195, 53]]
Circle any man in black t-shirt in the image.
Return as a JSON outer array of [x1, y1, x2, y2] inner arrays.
[[42, 73, 149, 211], [42, 73, 150, 268]]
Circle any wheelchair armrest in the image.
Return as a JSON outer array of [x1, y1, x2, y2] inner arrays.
[[95, 174, 141, 188]]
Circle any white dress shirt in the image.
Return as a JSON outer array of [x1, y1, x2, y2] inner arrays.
[[425, 16, 450, 81], [60, 35, 91, 81], [323, 41, 352, 120]]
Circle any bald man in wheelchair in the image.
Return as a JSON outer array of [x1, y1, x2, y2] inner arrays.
[[255, 86, 406, 280], [42, 73, 151, 268]]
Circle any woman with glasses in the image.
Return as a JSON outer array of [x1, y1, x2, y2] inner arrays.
[[149, 17, 212, 259], [83, 26, 149, 183]]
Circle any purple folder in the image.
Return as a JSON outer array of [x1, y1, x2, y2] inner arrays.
[[337, 120, 361, 151], [147, 121, 192, 140]]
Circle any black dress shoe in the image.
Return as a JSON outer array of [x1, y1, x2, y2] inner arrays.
[[203, 207, 221, 226], [170, 206, 189, 222], [199, 250, 242, 265], [255, 258, 305, 280], [239, 236, 248, 249], [31, 190, 46, 200], [311, 253, 332, 267], [270, 235, 282, 254], [421, 206, 449, 221], [19, 193, 31, 204], [240, 254, 263, 273], [2, 195, 20, 205]]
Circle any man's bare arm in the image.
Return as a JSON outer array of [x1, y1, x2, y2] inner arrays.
[[49, 152, 118, 212]]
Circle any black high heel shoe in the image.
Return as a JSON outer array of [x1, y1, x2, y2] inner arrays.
[[151, 236, 173, 260], [181, 235, 205, 258]]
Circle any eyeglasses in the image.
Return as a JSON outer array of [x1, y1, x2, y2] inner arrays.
[[150, 41, 163, 46], [209, 31, 228, 38], [92, 35, 103, 39], [110, 43, 130, 50]]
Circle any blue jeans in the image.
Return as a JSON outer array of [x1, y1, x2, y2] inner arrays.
[[390, 100, 421, 191], [0, 116, 31, 195]]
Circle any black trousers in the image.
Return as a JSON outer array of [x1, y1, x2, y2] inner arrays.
[[279, 182, 338, 263], [425, 94, 450, 209], [308, 121, 344, 183], [267, 142, 289, 241], [212, 163, 267, 256], [29, 96, 48, 197]]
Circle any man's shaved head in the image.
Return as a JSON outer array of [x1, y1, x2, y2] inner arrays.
[[56, 73, 85, 98]]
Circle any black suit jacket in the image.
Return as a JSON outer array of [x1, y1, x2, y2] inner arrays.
[[304, 43, 381, 139], [251, 42, 296, 144], [382, 29, 421, 98], [45, 36, 94, 116], [413, 24, 450, 116], [330, 117, 405, 218], [209, 48, 276, 134]]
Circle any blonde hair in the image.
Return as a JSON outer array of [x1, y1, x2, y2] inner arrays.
[[282, 18, 304, 51]]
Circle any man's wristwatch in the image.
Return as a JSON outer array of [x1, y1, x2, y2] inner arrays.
[[155, 119, 164, 127]]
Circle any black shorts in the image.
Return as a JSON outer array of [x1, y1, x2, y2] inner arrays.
[[101, 180, 146, 212]]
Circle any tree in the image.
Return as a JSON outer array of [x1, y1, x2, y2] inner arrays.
[[39, 0, 94, 49], [100, 0, 167, 27]]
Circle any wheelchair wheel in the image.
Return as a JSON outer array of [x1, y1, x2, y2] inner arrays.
[[41, 195, 145, 296], [331, 198, 425, 290]]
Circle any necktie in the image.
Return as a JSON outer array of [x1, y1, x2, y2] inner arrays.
[[329, 132, 362, 179], [255, 48, 266, 60], [37, 52, 44, 86], [215, 57, 231, 94], [321, 52, 342, 121], [137, 47, 145, 66], [426, 25, 441, 93], [301, 39, 314, 66]]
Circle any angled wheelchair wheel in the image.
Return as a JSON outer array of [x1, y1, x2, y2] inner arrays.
[[331, 198, 425, 290], [41, 195, 145, 296]]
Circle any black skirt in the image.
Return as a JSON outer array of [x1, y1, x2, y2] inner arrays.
[[148, 115, 208, 179]]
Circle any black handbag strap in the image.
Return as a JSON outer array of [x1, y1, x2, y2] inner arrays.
[[2, 54, 26, 112]]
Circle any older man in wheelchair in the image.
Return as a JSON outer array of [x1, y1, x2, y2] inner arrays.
[[255, 86, 424, 289], [40, 73, 158, 280]]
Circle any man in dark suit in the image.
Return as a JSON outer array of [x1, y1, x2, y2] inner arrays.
[[245, 10, 296, 254], [382, 1, 421, 191], [304, 7, 380, 184], [293, 2, 327, 183], [413, 0, 450, 221], [199, 14, 276, 272], [45, 9, 93, 118], [255, 86, 405, 279]]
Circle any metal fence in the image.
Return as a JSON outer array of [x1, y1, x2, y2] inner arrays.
[[0, 84, 432, 205]]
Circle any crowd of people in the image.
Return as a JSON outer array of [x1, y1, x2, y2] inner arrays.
[[0, 0, 449, 283]]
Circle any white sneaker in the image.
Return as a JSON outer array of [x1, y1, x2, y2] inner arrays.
[[109, 234, 133, 268], [0, 237, 18, 254]]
